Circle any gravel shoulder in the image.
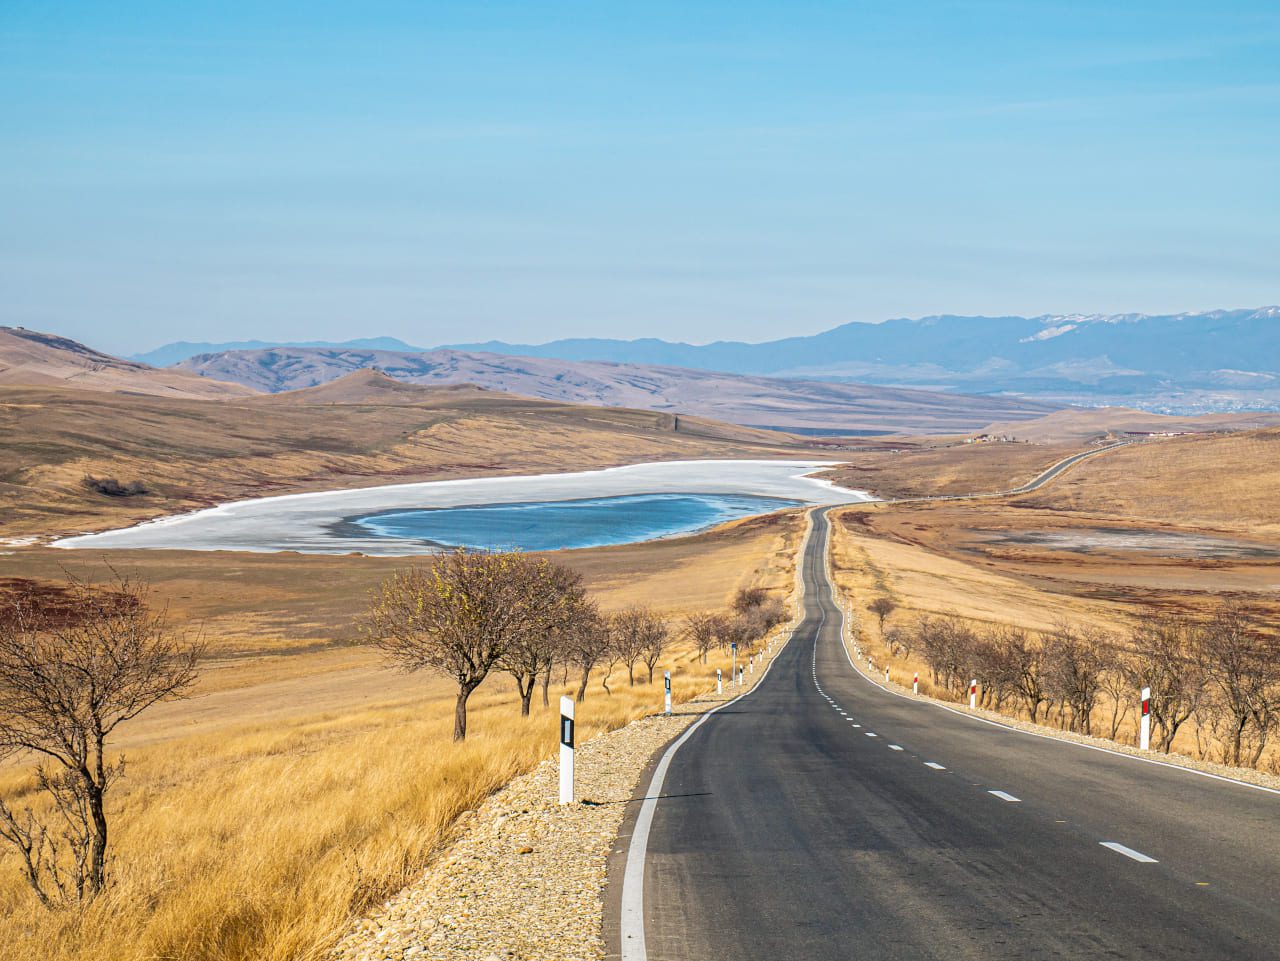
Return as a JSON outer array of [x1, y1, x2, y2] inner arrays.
[[330, 683, 765, 961]]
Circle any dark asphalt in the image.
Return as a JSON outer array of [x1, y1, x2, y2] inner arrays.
[[617, 509, 1280, 961]]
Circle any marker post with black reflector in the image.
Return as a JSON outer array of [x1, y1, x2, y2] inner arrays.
[[664, 671, 672, 716], [731, 642, 738, 687], [1140, 686, 1151, 750], [559, 695, 575, 804], [717, 668, 722, 695]]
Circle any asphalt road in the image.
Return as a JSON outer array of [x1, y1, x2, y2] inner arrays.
[[614, 508, 1280, 961]]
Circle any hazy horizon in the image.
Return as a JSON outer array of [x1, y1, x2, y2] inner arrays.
[[4, 2, 1278, 356]]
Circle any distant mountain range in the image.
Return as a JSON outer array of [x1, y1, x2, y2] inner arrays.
[[137, 307, 1280, 413], [175, 346, 1056, 434]]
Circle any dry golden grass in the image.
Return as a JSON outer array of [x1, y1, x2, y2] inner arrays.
[[0, 512, 803, 961], [817, 441, 1076, 500], [1013, 428, 1280, 534]]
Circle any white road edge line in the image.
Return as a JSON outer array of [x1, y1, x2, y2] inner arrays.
[[989, 790, 1021, 802], [1100, 842, 1158, 863], [618, 509, 821, 961]]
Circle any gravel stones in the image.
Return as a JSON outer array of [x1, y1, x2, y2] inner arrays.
[[331, 704, 714, 961]]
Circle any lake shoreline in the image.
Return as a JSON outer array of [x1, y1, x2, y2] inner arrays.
[[53, 459, 873, 556]]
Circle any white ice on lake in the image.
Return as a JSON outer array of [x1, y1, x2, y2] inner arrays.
[[53, 459, 873, 556]]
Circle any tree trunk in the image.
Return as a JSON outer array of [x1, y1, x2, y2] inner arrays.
[[647, 663, 655, 684], [86, 774, 107, 898], [628, 662, 635, 686], [454, 682, 476, 741], [518, 674, 535, 716], [577, 666, 591, 702], [541, 666, 551, 708]]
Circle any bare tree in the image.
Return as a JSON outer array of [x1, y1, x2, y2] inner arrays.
[[1130, 616, 1204, 754], [499, 568, 589, 717], [683, 613, 721, 664], [610, 608, 653, 686], [1042, 624, 1109, 735], [1196, 607, 1280, 767], [362, 551, 578, 740], [636, 610, 671, 684], [564, 604, 609, 702], [868, 597, 897, 634], [0, 573, 201, 907]]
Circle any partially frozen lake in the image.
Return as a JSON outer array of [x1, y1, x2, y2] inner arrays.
[[55, 460, 871, 555]]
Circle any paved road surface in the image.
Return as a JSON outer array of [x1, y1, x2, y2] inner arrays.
[[614, 508, 1280, 960]]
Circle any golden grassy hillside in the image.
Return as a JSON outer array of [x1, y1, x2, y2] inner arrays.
[[0, 511, 805, 961], [1012, 428, 1280, 533], [818, 440, 1077, 500], [0, 380, 810, 538]]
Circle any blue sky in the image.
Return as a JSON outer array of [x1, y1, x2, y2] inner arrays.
[[2, 1, 1277, 354]]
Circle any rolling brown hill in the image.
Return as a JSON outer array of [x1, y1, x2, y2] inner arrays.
[[175, 345, 1060, 434], [0, 379, 819, 540], [0, 326, 254, 398]]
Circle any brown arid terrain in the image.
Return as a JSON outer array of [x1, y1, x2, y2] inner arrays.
[[828, 423, 1280, 769], [0, 326, 253, 399], [174, 343, 1058, 433], [0, 372, 816, 540], [0, 509, 805, 961]]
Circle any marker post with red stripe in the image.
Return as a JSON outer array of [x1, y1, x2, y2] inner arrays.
[[913, 672, 919, 695], [969, 679, 978, 710], [1140, 686, 1151, 750]]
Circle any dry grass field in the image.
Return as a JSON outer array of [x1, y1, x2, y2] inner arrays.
[[818, 440, 1078, 500], [0, 510, 804, 961], [828, 427, 1280, 765], [0, 378, 811, 539]]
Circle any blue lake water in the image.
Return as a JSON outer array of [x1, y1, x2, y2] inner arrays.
[[351, 492, 800, 552]]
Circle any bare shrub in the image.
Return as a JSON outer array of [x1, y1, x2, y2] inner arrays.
[[82, 475, 148, 497]]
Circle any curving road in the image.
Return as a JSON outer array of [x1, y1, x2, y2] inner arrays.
[[611, 508, 1280, 961]]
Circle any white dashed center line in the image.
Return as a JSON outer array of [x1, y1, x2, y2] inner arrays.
[[888, 745, 904, 751], [924, 762, 946, 770], [1100, 842, 1158, 863], [865, 732, 877, 737], [989, 790, 1021, 802]]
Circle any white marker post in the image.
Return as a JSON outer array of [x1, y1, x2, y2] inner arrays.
[[969, 679, 978, 710], [913, 671, 919, 695], [717, 668, 723, 695], [884, 667, 890, 684], [664, 670, 672, 716], [1140, 686, 1151, 750], [738, 665, 744, 687], [731, 642, 738, 687], [559, 695, 575, 805]]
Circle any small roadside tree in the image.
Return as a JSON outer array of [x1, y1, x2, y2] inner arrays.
[[362, 550, 577, 740], [868, 597, 897, 634], [0, 573, 201, 907], [499, 568, 590, 717], [636, 610, 671, 685], [565, 604, 609, 702], [1130, 616, 1204, 753], [683, 613, 721, 664], [610, 608, 651, 686]]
